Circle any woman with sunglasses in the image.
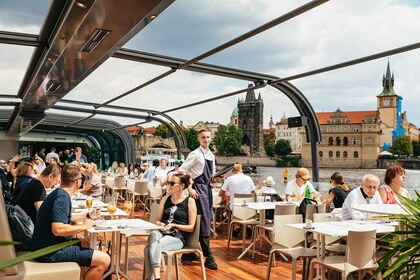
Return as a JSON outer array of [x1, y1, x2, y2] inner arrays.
[[325, 172, 351, 209], [144, 172, 197, 280]]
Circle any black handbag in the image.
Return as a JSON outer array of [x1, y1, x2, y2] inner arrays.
[[5, 204, 34, 246]]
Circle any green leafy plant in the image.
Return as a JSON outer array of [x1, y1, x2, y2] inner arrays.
[[374, 191, 420, 279], [0, 239, 80, 271]]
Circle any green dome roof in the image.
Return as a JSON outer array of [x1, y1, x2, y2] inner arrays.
[[231, 107, 239, 117]]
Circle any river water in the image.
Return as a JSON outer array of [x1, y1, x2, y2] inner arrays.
[[249, 167, 419, 198]]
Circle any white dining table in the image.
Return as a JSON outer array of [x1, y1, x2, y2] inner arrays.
[[286, 220, 396, 280], [232, 201, 298, 259], [352, 203, 408, 215], [87, 219, 161, 280]]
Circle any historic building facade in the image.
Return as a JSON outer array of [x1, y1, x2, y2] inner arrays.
[[275, 113, 303, 154], [301, 110, 381, 168], [301, 62, 416, 168], [237, 84, 264, 155]]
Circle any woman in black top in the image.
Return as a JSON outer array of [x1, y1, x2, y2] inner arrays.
[[325, 172, 351, 209], [16, 165, 61, 223], [144, 173, 197, 280]]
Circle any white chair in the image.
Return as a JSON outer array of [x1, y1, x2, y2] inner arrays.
[[211, 194, 224, 239], [0, 190, 80, 280], [266, 214, 317, 280], [309, 229, 381, 280], [134, 180, 150, 212], [161, 215, 206, 280], [305, 203, 326, 221], [227, 195, 258, 253], [113, 176, 128, 197], [312, 213, 346, 255], [143, 188, 162, 219], [253, 204, 298, 257]]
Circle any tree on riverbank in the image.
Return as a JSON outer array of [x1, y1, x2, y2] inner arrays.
[[390, 135, 413, 156], [213, 124, 243, 156]]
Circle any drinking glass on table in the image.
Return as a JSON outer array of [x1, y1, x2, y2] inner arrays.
[[123, 200, 133, 217], [107, 202, 117, 220], [86, 196, 93, 209]]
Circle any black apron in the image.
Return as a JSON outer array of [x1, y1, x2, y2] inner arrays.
[[192, 149, 213, 236]]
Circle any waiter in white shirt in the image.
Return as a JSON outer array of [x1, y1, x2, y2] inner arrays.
[[179, 128, 218, 269]]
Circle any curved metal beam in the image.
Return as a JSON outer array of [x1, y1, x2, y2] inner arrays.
[[59, 99, 188, 150], [51, 105, 184, 161]]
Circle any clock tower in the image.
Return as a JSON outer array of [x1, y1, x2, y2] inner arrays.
[[377, 61, 398, 129], [377, 61, 405, 150]]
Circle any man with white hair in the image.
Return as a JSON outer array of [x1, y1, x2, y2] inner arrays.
[[342, 174, 383, 220]]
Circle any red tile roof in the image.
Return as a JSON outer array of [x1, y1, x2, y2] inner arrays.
[[316, 110, 377, 124], [145, 127, 156, 134]]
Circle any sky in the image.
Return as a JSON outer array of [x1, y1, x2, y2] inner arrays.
[[0, 0, 419, 130]]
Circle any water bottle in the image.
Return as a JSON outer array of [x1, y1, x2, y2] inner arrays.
[[305, 184, 311, 198]]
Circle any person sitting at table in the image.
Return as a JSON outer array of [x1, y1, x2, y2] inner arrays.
[[116, 162, 128, 176], [16, 164, 61, 223], [144, 172, 197, 280], [78, 163, 103, 201], [325, 172, 351, 209], [31, 164, 110, 280], [342, 174, 382, 220], [12, 161, 36, 204], [218, 163, 256, 211], [285, 167, 317, 202], [378, 165, 412, 204], [107, 161, 118, 175], [257, 176, 277, 197]]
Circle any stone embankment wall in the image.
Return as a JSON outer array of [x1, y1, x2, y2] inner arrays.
[[216, 156, 276, 167], [378, 158, 420, 170]]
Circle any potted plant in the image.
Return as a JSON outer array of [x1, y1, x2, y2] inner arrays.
[[374, 191, 420, 279]]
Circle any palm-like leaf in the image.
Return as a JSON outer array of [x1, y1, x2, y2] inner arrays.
[[374, 191, 420, 279], [0, 239, 80, 271]]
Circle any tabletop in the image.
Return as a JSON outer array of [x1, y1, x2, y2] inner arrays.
[[352, 203, 408, 215], [232, 201, 298, 210], [286, 220, 395, 237]]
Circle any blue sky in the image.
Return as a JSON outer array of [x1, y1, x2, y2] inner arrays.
[[0, 0, 419, 129]]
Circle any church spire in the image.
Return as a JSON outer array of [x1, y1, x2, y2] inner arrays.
[[378, 60, 397, 96], [245, 83, 256, 102], [269, 114, 274, 128]]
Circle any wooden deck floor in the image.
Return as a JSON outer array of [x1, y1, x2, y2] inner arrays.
[[104, 208, 304, 280]]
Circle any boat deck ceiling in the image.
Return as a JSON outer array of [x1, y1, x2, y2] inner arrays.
[[0, 0, 418, 139]]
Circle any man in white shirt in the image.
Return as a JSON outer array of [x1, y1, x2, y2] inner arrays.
[[219, 163, 256, 210], [179, 128, 217, 269], [285, 167, 316, 202], [154, 158, 169, 186], [342, 174, 382, 220], [45, 147, 60, 164]]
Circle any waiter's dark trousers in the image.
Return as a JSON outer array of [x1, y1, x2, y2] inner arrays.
[[199, 236, 212, 257]]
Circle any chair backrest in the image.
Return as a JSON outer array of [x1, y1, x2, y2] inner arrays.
[[234, 193, 255, 200], [0, 188, 18, 275], [126, 180, 135, 192], [135, 180, 149, 195], [232, 196, 256, 221], [105, 176, 115, 188], [114, 177, 126, 189], [274, 204, 297, 215], [346, 229, 376, 268], [149, 203, 160, 223], [148, 187, 162, 199], [212, 194, 222, 207], [273, 214, 305, 248], [184, 215, 201, 250], [305, 204, 316, 221], [312, 213, 340, 245]]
